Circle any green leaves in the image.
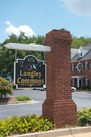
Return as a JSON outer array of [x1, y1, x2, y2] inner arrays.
[[0, 77, 13, 98], [0, 33, 45, 79], [0, 115, 54, 137], [15, 96, 31, 101], [77, 108, 91, 126]]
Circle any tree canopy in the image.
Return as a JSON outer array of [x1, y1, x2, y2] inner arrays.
[[0, 33, 45, 78], [0, 32, 91, 79], [71, 36, 91, 48]]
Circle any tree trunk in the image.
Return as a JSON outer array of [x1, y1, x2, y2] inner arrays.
[[0, 93, 3, 98]]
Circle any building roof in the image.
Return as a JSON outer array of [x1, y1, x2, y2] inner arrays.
[[71, 45, 91, 63], [71, 51, 91, 62], [71, 53, 79, 62], [79, 49, 91, 61], [71, 48, 79, 58], [80, 44, 91, 50]]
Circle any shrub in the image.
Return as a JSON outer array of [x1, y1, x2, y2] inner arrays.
[[77, 108, 91, 126], [0, 115, 54, 137], [15, 96, 31, 101], [0, 77, 14, 98]]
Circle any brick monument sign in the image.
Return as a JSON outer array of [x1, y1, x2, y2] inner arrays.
[[43, 29, 77, 128]]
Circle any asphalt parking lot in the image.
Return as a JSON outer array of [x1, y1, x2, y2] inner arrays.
[[0, 89, 91, 119]]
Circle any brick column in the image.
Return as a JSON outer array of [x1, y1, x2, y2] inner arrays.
[[42, 29, 77, 128]]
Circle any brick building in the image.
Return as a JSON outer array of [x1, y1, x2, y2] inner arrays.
[[71, 44, 91, 89]]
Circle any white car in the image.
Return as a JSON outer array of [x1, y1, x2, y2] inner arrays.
[[71, 87, 76, 92], [33, 84, 46, 91], [42, 85, 76, 92], [34, 85, 76, 92], [41, 84, 46, 91]]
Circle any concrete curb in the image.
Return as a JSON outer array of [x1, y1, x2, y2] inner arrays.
[[0, 100, 39, 106], [9, 126, 91, 137]]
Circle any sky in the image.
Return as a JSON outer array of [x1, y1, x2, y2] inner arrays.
[[1, 0, 91, 43]]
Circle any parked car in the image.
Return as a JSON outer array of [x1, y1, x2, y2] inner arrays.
[[41, 86, 76, 92], [0, 73, 12, 82], [33, 84, 46, 91], [71, 87, 76, 92], [41, 84, 46, 91], [41, 85, 76, 92], [33, 85, 76, 92]]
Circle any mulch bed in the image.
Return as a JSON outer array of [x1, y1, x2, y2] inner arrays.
[[0, 97, 17, 104]]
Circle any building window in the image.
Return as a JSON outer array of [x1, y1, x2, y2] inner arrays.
[[72, 64, 75, 71], [85, 61, 89, 69], [76, 62, 83, 72], [79, 49, 82, 57]]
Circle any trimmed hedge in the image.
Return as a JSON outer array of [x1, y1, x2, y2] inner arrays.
[[15, 96, 31, 101]]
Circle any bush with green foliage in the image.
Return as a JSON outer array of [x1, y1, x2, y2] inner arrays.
[[15, 96, 31, 101], [0, 77, 13, 98], [77, 108, 91, 126], [1, 107, 91, 136], [0, 114, 54, 137]]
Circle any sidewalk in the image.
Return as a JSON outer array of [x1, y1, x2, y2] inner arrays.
[[60, 132, 91, 137], [10, 126, 91, 137]]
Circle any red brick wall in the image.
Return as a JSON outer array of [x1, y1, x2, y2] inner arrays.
[[72, 60, 91, 76], [72, 60, 91, 87], [42, 29, 77, 128]]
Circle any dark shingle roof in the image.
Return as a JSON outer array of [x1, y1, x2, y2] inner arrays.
[[71, 49, 91, 62], [79, 49, 91, 61], [81, 44, 91, 50], [71, 54, 79, 62]]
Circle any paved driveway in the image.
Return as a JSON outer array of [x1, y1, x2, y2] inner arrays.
[[72, 91, 91, 110], [13, 89, 91, 110], [0, 89, 91, 119]]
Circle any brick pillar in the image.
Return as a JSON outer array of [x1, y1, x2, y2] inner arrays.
[[42, 29, 77, 128]]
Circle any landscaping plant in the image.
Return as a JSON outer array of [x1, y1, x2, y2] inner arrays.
[[15, 96, 31, 101], [0, 114, 54, 137], [77, 108, 91, 126], [0, 77, 13, 98]]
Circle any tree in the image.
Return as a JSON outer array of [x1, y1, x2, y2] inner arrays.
[[0, 33, 45, 78], [71, 36, 91, 48], [0, 32, 91, 79], [0, 77, 13, 98]]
